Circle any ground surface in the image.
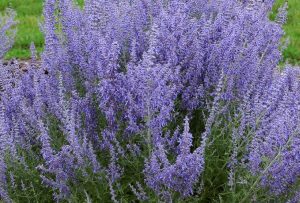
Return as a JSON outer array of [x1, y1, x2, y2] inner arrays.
[[0, 0, 299, 63]]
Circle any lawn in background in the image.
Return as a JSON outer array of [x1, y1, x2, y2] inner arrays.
[[0, 0, 84, 60], [0, 0, 44, 60], [0, 0, 299, 62], [271, 0, 300, 65]]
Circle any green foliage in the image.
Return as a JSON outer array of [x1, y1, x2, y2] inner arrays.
[[6, 148, 53, 202], [48, 115, 68, 151], [4, 107, 296, 203]]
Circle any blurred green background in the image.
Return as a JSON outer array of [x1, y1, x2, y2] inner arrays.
[[0, 0, 299, 63], [271, 0, 300, 64], [0, 0, 44, 59], [0, 0, 83, 60]]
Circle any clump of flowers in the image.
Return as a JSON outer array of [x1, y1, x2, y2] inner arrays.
[[144, 117, 204, 198], [0, 0, 298, 202]]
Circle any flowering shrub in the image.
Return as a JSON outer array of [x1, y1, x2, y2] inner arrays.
[[0, 0, 299, 202]]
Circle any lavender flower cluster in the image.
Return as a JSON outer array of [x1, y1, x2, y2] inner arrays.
[[0, 0, 299, 202]]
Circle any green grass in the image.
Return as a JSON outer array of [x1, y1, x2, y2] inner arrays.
[[0, 0, 299, 61], [0, 0, 44, 59], [0, 0, 84, 60], [271, 0, 300, 65]]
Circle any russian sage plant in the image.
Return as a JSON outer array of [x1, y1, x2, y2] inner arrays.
[[0, 0, 298, 202]]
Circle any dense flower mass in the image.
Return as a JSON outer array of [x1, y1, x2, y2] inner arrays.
[[0, 0, 299, 202], [247, 67, 300, 195]]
